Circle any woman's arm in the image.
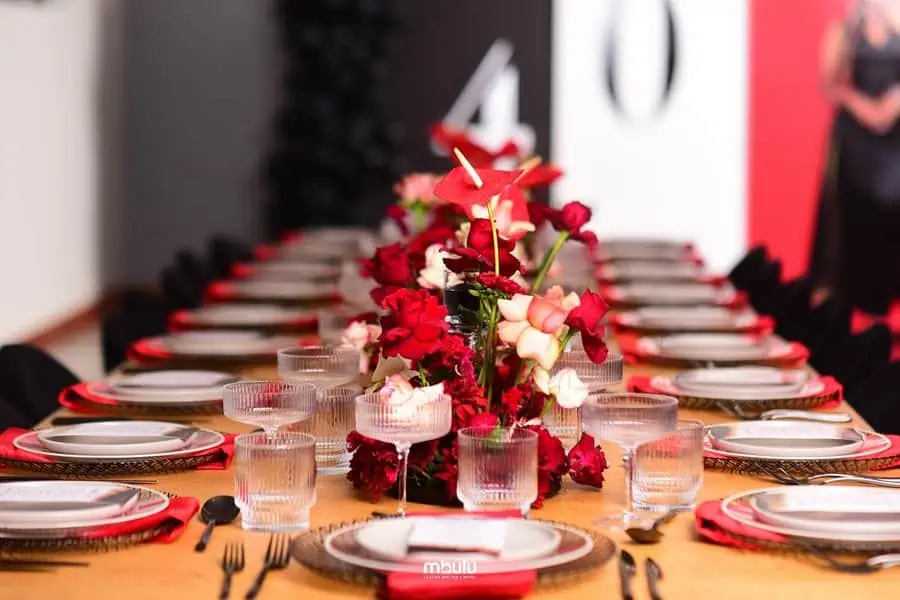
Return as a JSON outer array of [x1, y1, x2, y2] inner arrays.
[[821, 20, 899, 133]]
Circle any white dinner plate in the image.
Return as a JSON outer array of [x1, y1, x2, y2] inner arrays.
[[656, 334, 772, 361], [631, 306, 745, 328], [223, 280, 338, 300], [706, 421, 868, 458], [722, 487, 900, 545], [249, 262, 341, 280], [673, 367, 808, 398], [354, 517, 562, 562], [651, 374, 824, 402], [750, 486, 900, 535], [184, 304, 311, 326], [613, 283, 725, 305], [86, 382, 223, 407], [36, 421, 201, 456], [162, 331, 273, 355], [107, 370, 232, 399], [599, 262, 702, 281], [0, 482, 169, 536], [15, 425, 224, 463]]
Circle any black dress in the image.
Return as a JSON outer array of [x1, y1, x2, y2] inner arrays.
[[810, 24, 900, 315]]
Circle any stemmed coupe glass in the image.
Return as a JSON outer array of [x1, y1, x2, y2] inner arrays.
[[222, 381, 317, 438], [354, 392, 452, 515], [580, 392, 678, 529]]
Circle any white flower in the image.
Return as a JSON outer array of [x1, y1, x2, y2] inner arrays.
[[417, 244, 456, 290], [379, 374, 414, 405], [533, 367, 588, 409], [381, 381, 446, 420]]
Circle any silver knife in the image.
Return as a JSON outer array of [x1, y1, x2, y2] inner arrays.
[[619, 550, 636, 600], [647, 557, 664, 600]]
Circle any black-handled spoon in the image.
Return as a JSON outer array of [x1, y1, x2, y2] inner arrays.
[[195, 495, 239, 553]]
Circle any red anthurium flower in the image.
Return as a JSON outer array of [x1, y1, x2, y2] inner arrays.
[[469, 184, 534, 241], [443, 219, 523, 277], [567, 434, 608, 488], [360, 243, 413, 287], [433, 166, 522, 213], [379, 288, 449, 360], [516, 163, 564, 190], [430, 122, 521, 167], [565, 290, 610, 364]]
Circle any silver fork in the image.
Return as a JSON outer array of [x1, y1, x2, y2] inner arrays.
[[245, 535, 291, 599], [220, 542, 245, 600]]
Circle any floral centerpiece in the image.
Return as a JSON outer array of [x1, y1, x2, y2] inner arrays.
[[345, 127, 611, 509]]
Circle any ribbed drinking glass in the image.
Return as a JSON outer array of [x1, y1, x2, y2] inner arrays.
[[633, 419, 704, 512], [546, 352, 624, 449], [580, 392, 678, 529], [354, 393, 453, 515], [277, 346, 361, 388], [234, 432, 316, 532], [290, 387, 358, 474], [222, 381, 316, 437], [457, 427, 538, 515]]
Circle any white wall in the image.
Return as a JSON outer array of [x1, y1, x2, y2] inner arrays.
[[0, 0, 112, 341], [552, 0, 748, 271]]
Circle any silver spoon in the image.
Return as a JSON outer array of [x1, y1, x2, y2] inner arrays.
[[625, 510, 680, 544]]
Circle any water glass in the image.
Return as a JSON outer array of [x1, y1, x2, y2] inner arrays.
[[234, 432, 316, 532], [277, 346, 361, 388], [457, 427, 538, 515], [546, 352, 624, 449], [580, 393, 678, 529], [222, 381, 316, 437], [290, 387, 357, 474], [633, 420, 704, 512], [355, 393, 453, 515]]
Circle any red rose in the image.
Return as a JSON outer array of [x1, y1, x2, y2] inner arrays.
[[527, 202, 556, 228], [433, 167, 522, 213], [443, 219, 523, 277], [567, 434, 608, 488], [526, 425, 568, 508], [566, 290, 610, 364], [360, 243, 413, 287], [475, 272, 525, 295], [515, 164, 564, 190], [370, 285, 403, 308], [380, 288, 449, 360], [385, 205, 409, 237], [469, 412, 499, 429], [346, 431, 399, 501], [550, 201, 592, 234]]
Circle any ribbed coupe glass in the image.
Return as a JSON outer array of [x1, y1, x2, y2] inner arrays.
[[277, 346, 361, 388], [457, 427, 538, 515], [580, 393, 678, 529], [354, 393, 453, 515], [234, 432, 316, 532], [545, 352, 624, 449], [222, 381, 316, 438]]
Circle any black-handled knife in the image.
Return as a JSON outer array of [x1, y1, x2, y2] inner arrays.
[[647, 557, 664, 600], [619, 550, 636, 600]]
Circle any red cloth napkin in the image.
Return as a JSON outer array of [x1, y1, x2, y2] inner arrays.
[[126, 339, 173, 362], [617, 333, 809, 367], [230, 263, 256, 279], [0, 427, 236, 470], [627, 374, 844, 410], [78, 496, 200, 543], [695, 500, 788, 550], [380, 510, 536, 600], [609, 314, 774, 335], [704, 434, 900, 469]]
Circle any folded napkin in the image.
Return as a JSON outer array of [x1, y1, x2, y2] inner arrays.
[[627, 375, 843, 409], [617, 333, 809, 367], [380, 510, 536, 600], [80, 496, 200, 543], [0, 427, 236, 470], [704, 434, 900, 469], [695, 500, 788, 550]]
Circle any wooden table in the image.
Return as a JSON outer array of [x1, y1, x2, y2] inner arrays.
[[4, 360, 899, 600]]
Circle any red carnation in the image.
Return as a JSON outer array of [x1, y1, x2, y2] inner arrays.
[[566, 290, 610, 364], [346, 431, 399, 501], [385, 205, 410, 237], [475, 272, 525, 295], [360, 243, 413, 287], [567, 434, 608, 488], [551, 201, 592, 234], [443, 219, 523, 277], [379, 288, 449, 361], [433, 167, 521, 213]]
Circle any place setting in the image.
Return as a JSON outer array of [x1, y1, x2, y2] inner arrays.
[[627, 366, 844, 417], [617, 332, 810, 368], [0, 479, 200, 553], [58, 370, 233, 416], [596, 260, 719, 284], [168, 303, 318, 333], [593, 239, 698, 263], [205, 279, 342, 306], [610, 306, 773, 335], [598, 281, 745, 309], [126, 331, 305, 366], [230, 260, 343, 282]]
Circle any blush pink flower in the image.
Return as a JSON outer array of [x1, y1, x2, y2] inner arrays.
[[497, 285, 581, 370], [394, 173, 442, 205]]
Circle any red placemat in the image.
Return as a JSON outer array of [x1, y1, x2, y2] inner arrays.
[[379, 510, 536, 600], [0, 427, 236, 470]]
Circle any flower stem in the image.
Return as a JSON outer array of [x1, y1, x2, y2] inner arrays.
[[540, 395, 556, 419], [531, 231, 570, 292], [483, 303, 499, 406], [486, 198, 501, 276], [417, 365, 429, 386]]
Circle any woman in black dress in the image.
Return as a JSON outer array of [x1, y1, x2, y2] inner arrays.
[[811, 0, 900, 316]]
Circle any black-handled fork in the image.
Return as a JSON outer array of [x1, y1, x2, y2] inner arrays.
[[245, 535, 291, 599], [219, 542, 245, 600], [619, 550, 636, 600], [646, 557, 664, 600]]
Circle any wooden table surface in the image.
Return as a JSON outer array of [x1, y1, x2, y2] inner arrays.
[[4, 360, 899, 600]]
